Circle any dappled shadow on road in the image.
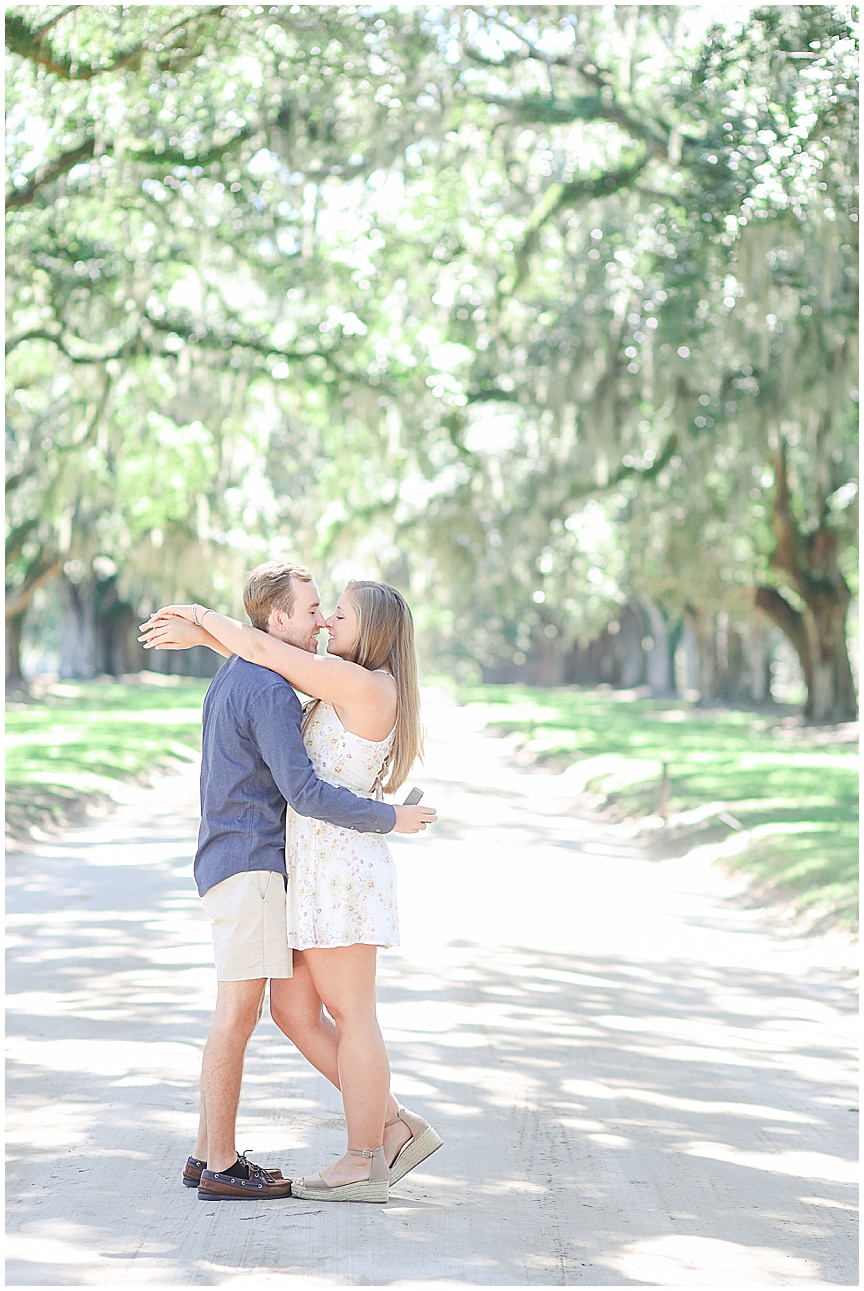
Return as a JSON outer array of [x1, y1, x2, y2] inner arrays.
[[6, 819, 858, 1286], [377, 944, 857, 1285]]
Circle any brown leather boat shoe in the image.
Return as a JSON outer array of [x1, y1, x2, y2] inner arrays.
[[183, 1156, 207, 1187], [183, 1152, 283, 1188], [197, 1157, 293, 1201]]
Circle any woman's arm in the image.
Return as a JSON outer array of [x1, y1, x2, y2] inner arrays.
[[138, 616, 232, 658], [140, 604, 384, 706]]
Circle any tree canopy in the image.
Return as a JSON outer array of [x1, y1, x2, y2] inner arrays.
[[5, 4, 858, 718]]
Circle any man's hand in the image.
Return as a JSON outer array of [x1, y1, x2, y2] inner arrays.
[[392, 804, 437, 834], [138, 617, 208, 651]]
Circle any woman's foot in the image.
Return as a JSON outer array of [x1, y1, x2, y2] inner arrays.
[[384, 1106, 444, 1184], [291, 1146, 389, 1203], [315, 1151, 381, 1189]]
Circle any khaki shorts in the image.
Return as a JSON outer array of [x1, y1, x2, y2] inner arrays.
[[200, 871, 293, 981]]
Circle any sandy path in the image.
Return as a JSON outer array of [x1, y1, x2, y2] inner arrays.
[[5, 691, 858, 1286]]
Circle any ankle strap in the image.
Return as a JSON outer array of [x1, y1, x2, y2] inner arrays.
[[384, 1114, 400, 1128], [347, 1146, 383, 1158]]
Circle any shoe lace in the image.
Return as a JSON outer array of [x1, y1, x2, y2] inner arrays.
[[237, 1149, 277, 1181]]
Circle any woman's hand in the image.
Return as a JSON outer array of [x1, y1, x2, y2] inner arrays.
[[138, 616, 209, 651], [144, 603, 198, 625]]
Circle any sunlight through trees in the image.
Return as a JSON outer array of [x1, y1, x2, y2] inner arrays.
[[5, 4, 858, 718]]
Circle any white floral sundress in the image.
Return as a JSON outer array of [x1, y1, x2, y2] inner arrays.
[[286, 699, 399, 949]]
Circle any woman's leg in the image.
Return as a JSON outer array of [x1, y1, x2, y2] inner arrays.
[[300, 943, 394, 1185], [269, 950, 409, 1166], [269, 952, 341, 1088]]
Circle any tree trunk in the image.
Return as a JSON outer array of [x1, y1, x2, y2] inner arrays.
[[803, 596, 857, 722], [59, 570, 97, 679], [618, 601, 646, 688], [564, 639, 588, 685], [5, 609, 28, 691], [754, 437, 857, 722], [91, 576, 146, 676], [685, 604, 719, 704], [741, 616, 774, 705], [5, 544, 63, 690], [586, 636, 604, 685], [755, 586, 856, 720], [598, 626, 620, 685], [675, 619, 700, 696], [715, 612, 752, 703], [534, 635, 566, 686], [639, 595, 675, 697], [99, 603, 144, 675]]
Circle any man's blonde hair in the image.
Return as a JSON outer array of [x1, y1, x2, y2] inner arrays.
[[243, 561, 313, 631]]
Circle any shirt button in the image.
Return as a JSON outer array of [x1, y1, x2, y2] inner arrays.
[[375, 828, 381, 833]]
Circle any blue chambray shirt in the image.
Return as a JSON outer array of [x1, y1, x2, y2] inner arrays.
[[194, 656, 396, 896]]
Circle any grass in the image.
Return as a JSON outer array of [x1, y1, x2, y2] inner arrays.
[[6, 674, 210, 845], [457, 684, 859, 932], [7, 675, 859, 932]]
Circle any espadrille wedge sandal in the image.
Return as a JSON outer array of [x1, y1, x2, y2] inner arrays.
[[291, 1146, 389, 1203], [386, 1106, 443, 1184]]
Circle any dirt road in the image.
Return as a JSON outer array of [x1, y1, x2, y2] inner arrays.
[[6, 691, 857, 1286]]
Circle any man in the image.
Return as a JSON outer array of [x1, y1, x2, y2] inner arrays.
[[157, 562, 435, 1201]]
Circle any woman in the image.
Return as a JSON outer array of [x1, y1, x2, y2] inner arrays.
[[140, 581, 442, 1203]]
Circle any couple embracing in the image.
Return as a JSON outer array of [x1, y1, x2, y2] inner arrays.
[[140, 562, 441, 1204]]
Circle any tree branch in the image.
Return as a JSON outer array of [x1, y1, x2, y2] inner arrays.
[[6, 137, 95, 211], [6, 123, 253, 211], [768, 437, 812, 594], [5, 325, 137, 364], [764, 436, 849, 610], [462, 44, 521, 69], [753, 584, 809, 665], [479, 91, 666, 154], [143, 310, 349, 373], [7, 308, 357, 385], [5, 7, 227, 81], [5, 553, 63, 619], [499, 152, 650, 296], [467, 18, 603, 78], [5, 516, 40, 565], [579, 429, 680, 498], [31, 6, 79, 43], [126, 124, 253, 169]]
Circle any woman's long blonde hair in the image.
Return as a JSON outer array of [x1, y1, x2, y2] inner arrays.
[[307, 579, 423, 793]]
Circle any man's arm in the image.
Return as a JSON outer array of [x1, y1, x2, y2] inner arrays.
[[249, 682, 415, 834]]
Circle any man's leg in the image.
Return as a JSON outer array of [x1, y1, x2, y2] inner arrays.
[[192, 1086, 208, 1162], [194, 870, 291, 1171], [201, 977, 266, 1173]]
